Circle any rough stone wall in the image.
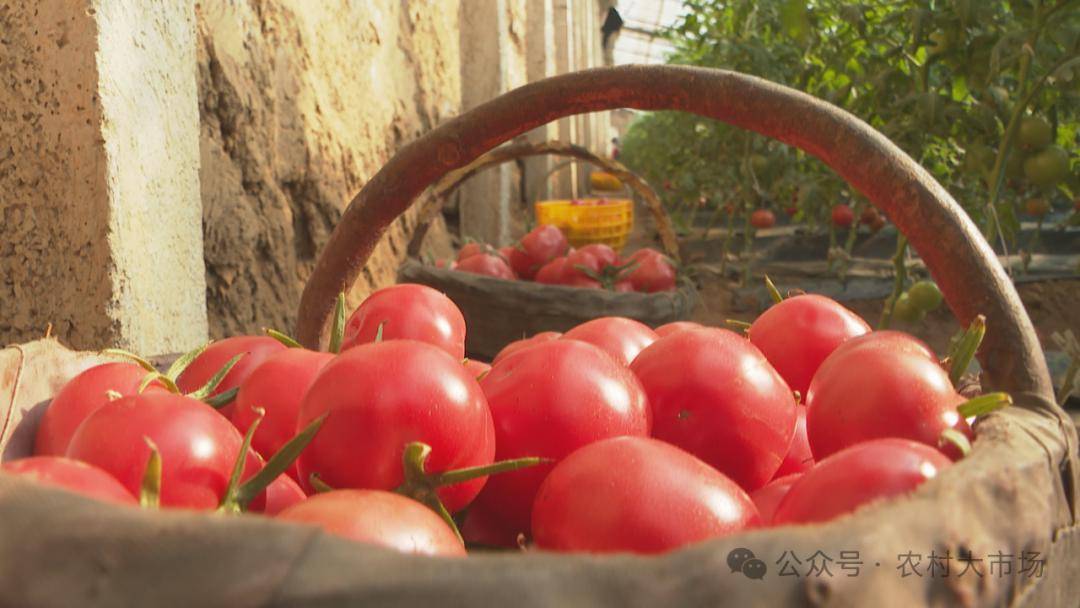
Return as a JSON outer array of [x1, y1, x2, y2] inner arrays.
[[196, 0, 458, 338]]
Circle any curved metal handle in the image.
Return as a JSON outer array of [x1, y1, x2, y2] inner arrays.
[[297, 65, 1052, 399]]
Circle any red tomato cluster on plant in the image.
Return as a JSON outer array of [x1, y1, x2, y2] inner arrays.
[[439, 224, 678, 293], [7, 281, 995, 560]]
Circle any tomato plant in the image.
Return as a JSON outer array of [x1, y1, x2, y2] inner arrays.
[[276, 490, 465, 556], [532, 437, 759, 554], [341, 284, 467, 360], [629, 327, 797, 491]]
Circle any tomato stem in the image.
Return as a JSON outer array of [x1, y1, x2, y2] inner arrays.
[[957, 392, 1012, 419], [187, 353, 245, 400], [219, 408, 264, 514], [264, 328, 303, 349], [764, 275, 783, 304], [433, 456, 550, 487], [102, 348, 157, 373], [235, 413, 329, 510], [204, 387, 239, 409], [308, 473, 334, 494], [140, 437, 162, 509], [328, 292, 347, 354], [139, 371, 179, 394], [165, 342, 210, 380], [938, 428, 972, 458], [947, 315, 986, 386]]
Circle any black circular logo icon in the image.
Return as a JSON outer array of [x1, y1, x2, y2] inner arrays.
[[727, 547, 767, 580]]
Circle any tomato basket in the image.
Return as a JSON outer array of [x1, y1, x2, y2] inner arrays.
[[534, 198, 633, 250], [1, 65, 1077, 607]]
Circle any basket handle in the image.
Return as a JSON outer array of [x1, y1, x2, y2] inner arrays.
[[405, 139, 680, 259], [297, 65, 1052, 399]]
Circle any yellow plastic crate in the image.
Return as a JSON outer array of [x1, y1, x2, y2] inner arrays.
[[535, 198, 633, 250]]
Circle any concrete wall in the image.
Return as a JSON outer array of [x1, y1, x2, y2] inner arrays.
[[0, 0, 207, 353], [1, 0, 613, 349]]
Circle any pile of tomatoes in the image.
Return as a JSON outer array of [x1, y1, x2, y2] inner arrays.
[[438, 224, 677, 293], [3, 282, 996, 558]]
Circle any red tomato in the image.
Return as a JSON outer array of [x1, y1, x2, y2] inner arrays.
[[509, 225, 568, 280], [614, 280, 634, 292], [457, 242, 487, 262], [534, 257, 569, 284], [749, 473, 802, 526], [654, 321, 703, 337], [66, 392, 246, 509], [491, 331, 562, 365], [497, 246, 515, 262], [750, 209, 776, 229], [747, 294, 870, 397], [473, 340, 651, 535], [773, 407, 813, 477], [463, 359, 491, 379], [34, 362, 156, 456], [561, 248, 604, 285], [2, 456, 136, 506], [561, 317, 659, 366], [626, 252, 676, 293], [256, 474, 307, 516], [629, 328, 797, 491], [806, 340, 963, 460], [827, 329, 936, 361], [831, 204, 854, 228], [785, 205, 798, 217], [296, 340, 493, 512], [176, 336, 287, 417], [575, 244, 618, 269], [532, 437, 759, 554], [456, 253, 516, 280], [772, 438, 951, 524], [230, 349, 334, 481], [276, 489, 465, 557], [341, 284, 467, 360]]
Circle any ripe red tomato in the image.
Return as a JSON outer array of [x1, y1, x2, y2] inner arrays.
[[176, 336, 287, 417], [626, 251, 676, 293], [747, 294, 870, 397], [614, 280, 635, 292], [534, 256, 569, 284], [509, 225, 568, 280], [773, 406, 813, 477], [561, 317, 659, 366], [575, 244, 618, 269], [491, 331, 562, 365], [457, 242, 487, 262], [276, 490, 466, 557], [473, 340, 651, 535], [341, 284, 467, 360], [654, 321, 703, 337], [828, 329, 936, 361], [629, 328, 797, 491], [34, 362, 157, 456], [750, 209, 776, 229], [463, 358, 491, 379], [2, 456, 136, 506], [831, 204, 854, 228], [749, 473, 802, 526], [806, 337, 963, 460], [772, 438, 951, 524], [532, 437, 759, 553], [561, 248, 604, 286], [296, 340, 493, 512], [256, 473, 307, 516], [497, 246, 515, 262], [456, 253, 516, 280], [231, 349, 334, 481], [67, 392, 247, 509]]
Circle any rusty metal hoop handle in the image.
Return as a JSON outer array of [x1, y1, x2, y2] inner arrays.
[[297, 65, 1052, 399]]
